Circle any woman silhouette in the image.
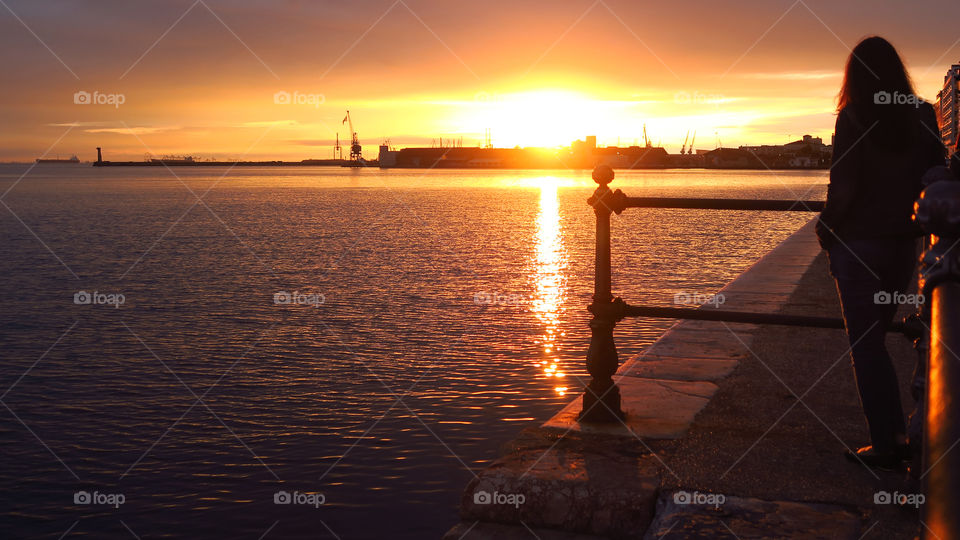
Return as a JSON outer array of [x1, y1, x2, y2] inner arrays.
[[817, 36, 946, 470]]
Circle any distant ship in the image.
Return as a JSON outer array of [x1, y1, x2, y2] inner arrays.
[[36, 155, 80, 164]]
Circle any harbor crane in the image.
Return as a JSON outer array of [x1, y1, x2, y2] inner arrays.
[[343, 110, 362, 161], [680, 130, 690, 155], [688, 130, 696, 154]]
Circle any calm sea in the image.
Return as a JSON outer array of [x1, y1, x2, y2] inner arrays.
[[0, 165, 826, 539]]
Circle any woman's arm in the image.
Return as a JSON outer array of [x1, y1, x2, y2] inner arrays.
[[817, 108, 861, 249]]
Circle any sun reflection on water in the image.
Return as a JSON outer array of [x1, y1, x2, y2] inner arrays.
[[529, 180, 569, 396]]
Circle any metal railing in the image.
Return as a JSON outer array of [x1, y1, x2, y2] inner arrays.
[[915, 177, 960, 540], [579, 165, 838, 423], [578, 163, 960, 539]]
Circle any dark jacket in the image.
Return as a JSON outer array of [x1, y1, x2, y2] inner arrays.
[[817, 102, 946, 248]]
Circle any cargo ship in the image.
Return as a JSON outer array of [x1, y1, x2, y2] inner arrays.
[[36, 155, 80, 164]]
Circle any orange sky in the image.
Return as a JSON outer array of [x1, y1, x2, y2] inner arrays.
[[1, 0, 959, 161]]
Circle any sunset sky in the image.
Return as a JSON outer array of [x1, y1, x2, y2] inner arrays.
[[2, 0, 959, 161]]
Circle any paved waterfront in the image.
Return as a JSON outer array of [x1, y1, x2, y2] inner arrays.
[[447, 218, 922, 539]]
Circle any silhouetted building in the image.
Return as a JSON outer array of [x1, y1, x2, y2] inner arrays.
[[937, 64, 960, 150], [378, 144, 398, 167], [726, 134, 831, 169], [386, 147, 560, 169], [704, 148, 764, 169], [593, 145, 670, 168], [571, 135, 597, 157]]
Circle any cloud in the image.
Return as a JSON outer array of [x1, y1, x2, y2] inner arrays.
[[46, 122, 183, 135], [741, 70, 843, 81], [85, 126, 181, 135], [47, 122, 111, 127], [284, 139, 329, 146], [238, 120, 298, 128]]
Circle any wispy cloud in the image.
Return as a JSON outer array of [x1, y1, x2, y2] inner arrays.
[[48, 122, 111, 128], [47, 122, 183, 135], [238, 120, 298, 128], [85, 126, 181, 135], [284, 139, 329, 146], [741, 70, 842, 81]]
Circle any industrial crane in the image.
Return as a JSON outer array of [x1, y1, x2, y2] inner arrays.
[[680, 130, 690, 154], [343, 110, 362, 161], [688, 130, 696, 154]]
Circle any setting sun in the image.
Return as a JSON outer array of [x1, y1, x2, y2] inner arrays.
[[457, 89, 634, 148]]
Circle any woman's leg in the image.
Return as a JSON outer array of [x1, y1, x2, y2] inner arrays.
[[829, 240, 909, 453], [882, 239, 920, 444]]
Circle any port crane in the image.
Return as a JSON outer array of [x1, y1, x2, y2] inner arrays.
[[343, 110, 362, 161], [680, 130, 690, 155], [688, 130, 696, 154]]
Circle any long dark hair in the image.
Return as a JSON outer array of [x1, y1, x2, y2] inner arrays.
[[838, 36, 918, 148]]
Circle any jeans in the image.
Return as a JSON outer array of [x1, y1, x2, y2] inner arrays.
[[827, 237, 917, 452]]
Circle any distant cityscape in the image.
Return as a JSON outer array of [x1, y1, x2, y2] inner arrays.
[[80, 133, 834, 170], [30, 62, 960, 170], [375, 133, 833, 170]]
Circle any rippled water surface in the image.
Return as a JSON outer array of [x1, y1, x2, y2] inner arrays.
[[0, 166, 826, 538]]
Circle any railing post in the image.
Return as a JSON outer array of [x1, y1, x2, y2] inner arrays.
[[915, 179, 960, 540], [580, 166, 626, 423]]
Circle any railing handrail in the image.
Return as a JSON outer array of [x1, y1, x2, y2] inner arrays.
[[610, 195, 825, 212], [578, 165, 830, 424]]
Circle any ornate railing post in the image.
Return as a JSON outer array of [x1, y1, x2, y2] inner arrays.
[[915, 178, 960, 540], [570, 168, 831, 424], [580, 166, 627, 423]]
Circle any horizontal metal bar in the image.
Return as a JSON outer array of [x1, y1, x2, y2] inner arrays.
[[622, 304, 905, 333], [620, 197, 825, 212]]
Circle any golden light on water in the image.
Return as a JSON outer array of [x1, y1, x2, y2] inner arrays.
[[529, 180, 569, 395]]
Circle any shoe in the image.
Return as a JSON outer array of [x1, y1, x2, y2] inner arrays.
[[844, 446, 900, 471]]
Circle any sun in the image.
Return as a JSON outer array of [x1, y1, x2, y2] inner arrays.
[[458, 89, 632, 148]]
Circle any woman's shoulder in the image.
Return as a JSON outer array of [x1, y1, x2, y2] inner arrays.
[[917, 100, 938, 121], [836, 106, 865, 131]]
